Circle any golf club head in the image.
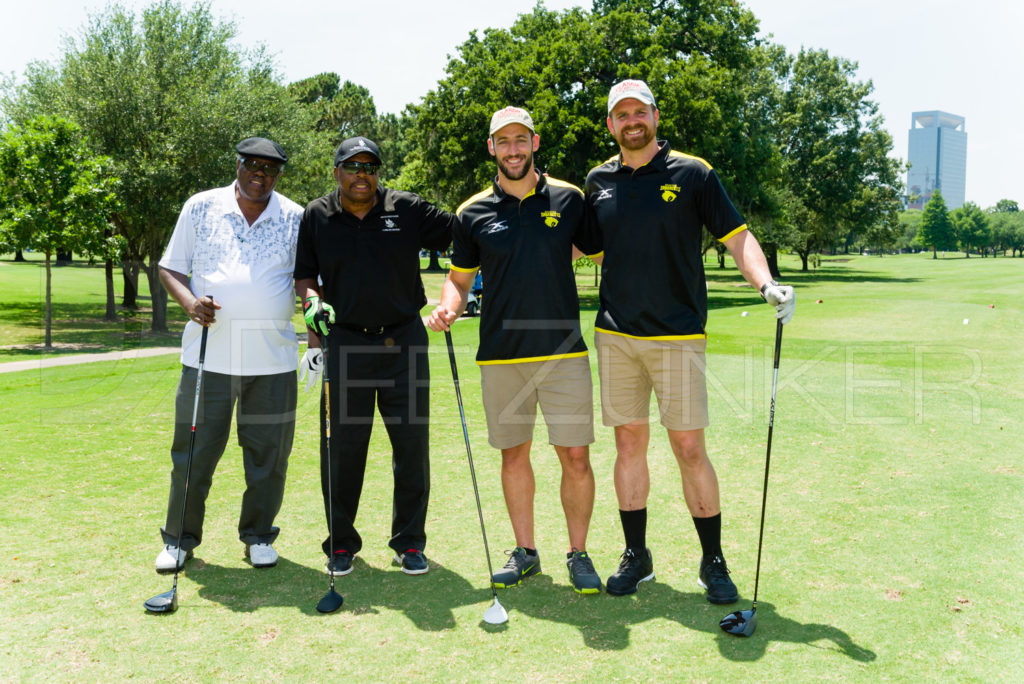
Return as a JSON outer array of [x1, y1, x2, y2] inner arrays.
[[316, 589, 344, 614], [144, 589, 178, 614], [483, 597, 508, 625], [720, 608, 757, 637]]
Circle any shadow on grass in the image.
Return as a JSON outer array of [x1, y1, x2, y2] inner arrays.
[[187, 556, 479, 629], [498, 575, 876, 661]]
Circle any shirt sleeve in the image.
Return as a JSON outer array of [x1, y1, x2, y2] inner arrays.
[[700, 168, 746, 241], [415, 196, 456, 252], [293, 205, 320, 281], [449, 210, 480, 273], [571, 191, 603, 257], [158, 197, 197, 275]]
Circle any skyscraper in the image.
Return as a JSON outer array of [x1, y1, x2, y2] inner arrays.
[[907, 111, 967, 210]]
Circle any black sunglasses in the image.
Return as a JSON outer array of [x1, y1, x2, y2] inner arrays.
[[239, 157, 283, 177], [338, 161, 380, 176]]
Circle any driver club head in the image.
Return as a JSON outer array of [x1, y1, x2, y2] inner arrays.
[[144, 589, 178, 614], [720, 608, 757, 636], [316, 589, 344, 614], [483, 597, 508, 625]]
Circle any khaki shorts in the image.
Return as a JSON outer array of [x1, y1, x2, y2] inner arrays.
[[479, 355, 595, 449], [595, 331, 709, 431]]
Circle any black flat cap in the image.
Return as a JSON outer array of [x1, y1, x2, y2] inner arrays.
[[334, 137, 382, 165], [236, 137, 288, 164]]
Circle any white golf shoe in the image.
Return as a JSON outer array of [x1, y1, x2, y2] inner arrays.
[[246, 543, 278, 568], [155, 545, 192, 574]]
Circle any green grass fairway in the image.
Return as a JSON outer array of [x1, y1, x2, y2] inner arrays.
[[1, 254, 1022, 680]]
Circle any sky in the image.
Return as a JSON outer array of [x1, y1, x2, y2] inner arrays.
[[1, 0, 1020, 208]]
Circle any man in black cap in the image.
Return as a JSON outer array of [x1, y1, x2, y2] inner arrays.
[[154, 136, 303, 573], [295, 136, 456, 576]]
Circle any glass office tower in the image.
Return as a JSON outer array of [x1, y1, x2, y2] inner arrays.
[[907, 111, 966, 210]]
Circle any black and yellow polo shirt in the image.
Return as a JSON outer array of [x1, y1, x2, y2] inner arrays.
[[585, 140, 746, 339], [295, 186, 455, 328], [451, 172, 602, 364]]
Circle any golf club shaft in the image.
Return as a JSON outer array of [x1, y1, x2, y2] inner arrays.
[[751, 319, 783, 607], [444, 330, 499, 599], [171, 324, 208, 593], [321, 334, 336, 594]]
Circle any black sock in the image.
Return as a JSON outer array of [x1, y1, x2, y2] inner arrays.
[[523, 547, 537, 557], [693, 513, 722, 559], [619, 508, 647, 550]]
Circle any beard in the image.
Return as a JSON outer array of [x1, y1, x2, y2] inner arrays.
[[497, 150, 534, 181], [615, 124, 655, 151]]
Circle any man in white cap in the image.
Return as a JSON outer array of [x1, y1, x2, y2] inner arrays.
[[586, 80, 795, 603], [155, 136, 303, 573], [427, 107, 605, 594]]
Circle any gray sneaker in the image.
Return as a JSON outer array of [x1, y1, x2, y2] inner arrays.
[[491, 547, 540, 588], [566, 549, 602, 595]]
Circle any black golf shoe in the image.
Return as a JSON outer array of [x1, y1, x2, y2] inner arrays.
[[606, 547, 654, 596], [566, 549, 602, 594], [325, 550, 354, 576], [394, 549, 429, 575], [492, 547, 541, 588], [699, 554, 739, 604]]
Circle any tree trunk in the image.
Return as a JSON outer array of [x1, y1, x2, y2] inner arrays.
[[105, 258, 117, 321], [14, 250, 25, 262], [799, 251, 810, 271], [44, 251, 53, 349], [425, 250, 443, 272], [146, 258, 168, 333], [56, 249, 72, 266], [716, 244, 726, 268], [762, 242, 781, 279], [932, 247, 937, 259], [122, 260, 140, 308]]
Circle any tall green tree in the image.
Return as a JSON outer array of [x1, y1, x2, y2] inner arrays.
[[3, 1, 322, 332], [0, 116, 121, 348], [950, 201, 989, 257], [775, 49, 903, 270], [917, 190, 956, 258]]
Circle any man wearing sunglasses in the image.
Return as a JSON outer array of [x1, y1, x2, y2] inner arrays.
[[295, 137, 457, 577], [154, 136, 303, 573]]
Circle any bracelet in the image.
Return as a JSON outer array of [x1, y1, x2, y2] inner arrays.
[[759, 280, 780, 298]]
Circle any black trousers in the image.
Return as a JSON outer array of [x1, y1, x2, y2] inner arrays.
[[162, 368, 296, 550], [320, 317, 431, 556]]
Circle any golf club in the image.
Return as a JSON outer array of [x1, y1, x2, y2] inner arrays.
[[145, 323, 209, 614], [444, 329, 508, 625], [316, 338, 344, 614], [720, 318, 783, 637]]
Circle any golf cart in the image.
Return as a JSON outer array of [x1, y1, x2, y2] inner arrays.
[[465, 271, 483, 317]]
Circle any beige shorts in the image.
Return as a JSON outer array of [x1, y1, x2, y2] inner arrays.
[[479, 355, 595, 449], [595, 331, 709, 431]]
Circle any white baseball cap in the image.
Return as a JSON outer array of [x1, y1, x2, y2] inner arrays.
[[607, 79, 657, 113], [489, 106, 535, 136]]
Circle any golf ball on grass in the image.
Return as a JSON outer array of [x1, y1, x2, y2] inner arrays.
[[963, 318, 969, 325], [741, 311, 749, 317]]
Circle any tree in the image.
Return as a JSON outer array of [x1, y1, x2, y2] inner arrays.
[[916, 190, 956, 258], [993, 198, 1019, 213], [897, 210, 923, 253], [774, 49, 904, 270], [3, 1, 323, 332], [989, 210, 1024, 257], [0, 116, 120, 348], [950, 202, 988, 257]]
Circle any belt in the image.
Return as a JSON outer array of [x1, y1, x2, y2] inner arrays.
[[335, 317, 415, 336]]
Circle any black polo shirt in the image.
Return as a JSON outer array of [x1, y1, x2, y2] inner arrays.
[[294, 186, 455, 328], [452, 173, 602, 364], [585, 140, 747, 339]]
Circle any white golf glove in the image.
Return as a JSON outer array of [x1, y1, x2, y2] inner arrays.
[[299, 347, 323, 391], [760, 280, 795, 324]]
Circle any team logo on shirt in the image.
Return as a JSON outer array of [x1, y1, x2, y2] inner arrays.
[[484, 220, 509, 234], [593, 188, 613, 202], [541, 211, 561, 228], [382, 215, 400, 231], [661, 184, 681, 203]]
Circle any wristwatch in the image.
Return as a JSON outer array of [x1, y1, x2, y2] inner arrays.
[[759, 280, 780, 300]]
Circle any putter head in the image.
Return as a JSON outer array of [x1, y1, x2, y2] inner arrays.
[[316, 589, 344, 614], [720, 608, 757, 636], [144, 589, 177, 614], [483, 597, 508, 625]]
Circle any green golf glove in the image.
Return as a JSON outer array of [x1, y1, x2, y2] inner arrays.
[[303, 295, 335, 337]]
